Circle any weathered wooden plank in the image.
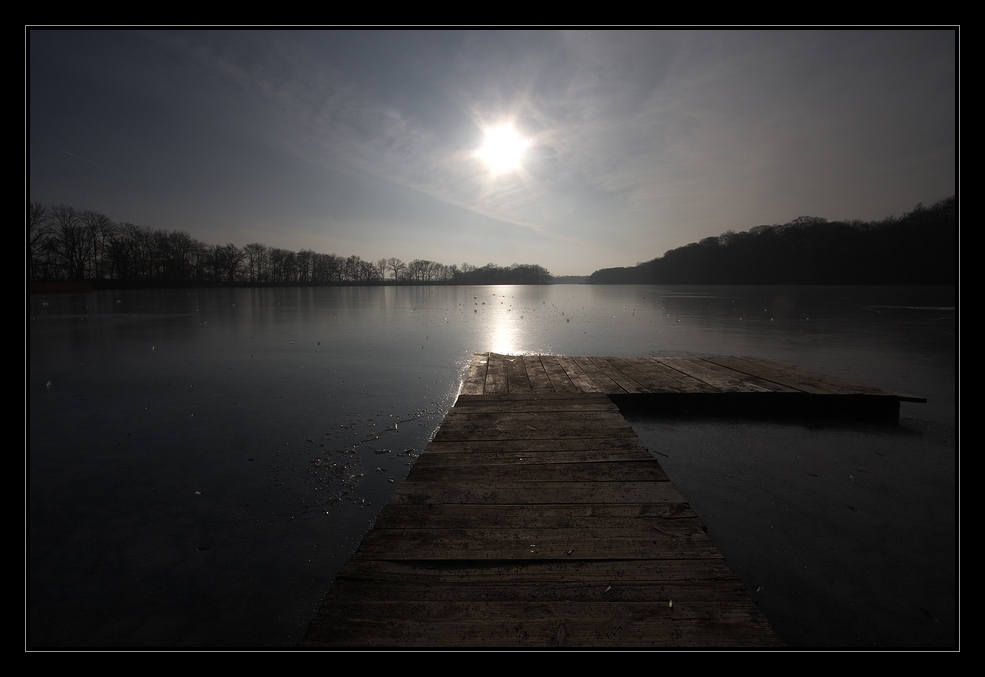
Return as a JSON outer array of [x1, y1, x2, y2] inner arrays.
[[628, 358, 725, 393], [352, 525, 721, 560], [657, 357, 792, 393], [432, 412, 638, 441], [390, 480, 688, 505], [301, 600, 780, 647], [703, 356, 895, 396], [569, 356, 627, 394], [432, 426, 640, 442], [432, 426, 636, 441], [334, 557, 745, 584], [521, 355, 555, 393], [422, 434, 649, 451], [708, 357, 848, 395], [436, 409, 629, 429], [411, 449, 655, 466], [368, 512, 703, 534], [373, 503, 697, 529], [555, 355, 605, 393], [589, 356, 653, 393], [451, 398, 617, 414], [606, 357, 688, 393], [460, 353, 489, 396], [454, 392, 613, 404], [503, 353, 532, 394], [405, 460, 671, 483], [692, 358, 802, 392], [435, 411, 628, 429], [537, 355, 583, 393], [455, 392, 608, 401], [422, 434, 648, 450], [484, 352, 508, 394], [326, 579, 751, 604]]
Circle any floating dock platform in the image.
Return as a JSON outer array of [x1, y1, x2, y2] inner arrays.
[[300, 354, 923, 648]]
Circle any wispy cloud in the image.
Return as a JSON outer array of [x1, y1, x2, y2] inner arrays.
[[58, 149, 119, 173]]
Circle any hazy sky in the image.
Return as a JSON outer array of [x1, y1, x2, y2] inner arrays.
[[28, 29, 956, 277]]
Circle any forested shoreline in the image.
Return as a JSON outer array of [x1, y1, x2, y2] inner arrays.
[[590, 196, 956, 285], [27, 202, 551, 289], [28, 196, 955, 291]]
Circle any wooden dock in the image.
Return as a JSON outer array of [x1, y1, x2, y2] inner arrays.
[[300, 354, 923, 648], [460, 353, 925, 418]]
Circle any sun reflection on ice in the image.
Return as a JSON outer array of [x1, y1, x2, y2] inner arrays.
[[489, 309, 522, 355], [472, 289, 527, 355]]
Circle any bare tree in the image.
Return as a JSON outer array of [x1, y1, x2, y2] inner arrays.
[[166, 230, 196, 282], [29, 202, 54, 280], [50, 205, 89, 280], [313, 252, 342, 283], [296, 249, 315, 283], [243, 243, 268, 283], [79, 210, 115, 279], [386, 257, 406, 281]]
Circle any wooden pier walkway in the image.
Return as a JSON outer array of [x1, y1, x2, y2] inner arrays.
[[300, 354, 923, 648]]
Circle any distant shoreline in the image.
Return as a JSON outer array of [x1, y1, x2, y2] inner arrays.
[[27, 280, 559, 294], [29, 280, 955, 294]]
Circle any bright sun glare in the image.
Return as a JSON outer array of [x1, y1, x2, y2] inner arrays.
[[476, 124, 530, 175]]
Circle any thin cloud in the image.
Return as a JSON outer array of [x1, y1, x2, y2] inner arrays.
[[57, 149, 119, 173]]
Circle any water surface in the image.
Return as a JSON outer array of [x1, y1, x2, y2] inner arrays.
[[28, 285, 955, 647]]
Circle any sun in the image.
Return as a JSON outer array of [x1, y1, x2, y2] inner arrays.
[[475, 124, 530, 175]]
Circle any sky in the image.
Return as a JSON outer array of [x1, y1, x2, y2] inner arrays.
[[28, 29, 956, 277]]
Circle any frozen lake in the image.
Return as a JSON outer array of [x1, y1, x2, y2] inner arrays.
[[28, 284, 956, 647]]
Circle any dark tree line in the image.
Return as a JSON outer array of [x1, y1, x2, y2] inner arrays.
[[27, 203, 551, 287], [589, 196, 956, 285]]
